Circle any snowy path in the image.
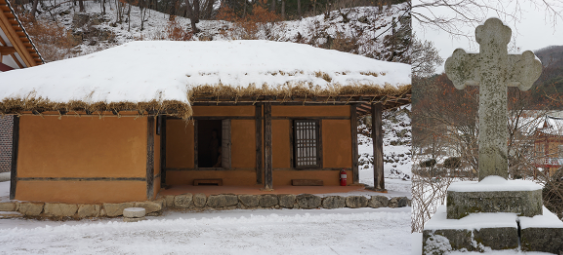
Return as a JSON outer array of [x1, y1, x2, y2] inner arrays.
[[0, 207, 411, 255]]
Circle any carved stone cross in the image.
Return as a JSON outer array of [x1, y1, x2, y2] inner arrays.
[[445, 18, 542, 181]]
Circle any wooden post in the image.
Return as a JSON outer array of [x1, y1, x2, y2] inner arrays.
[[194, 119, 198, 169], [160, 116, 167, 186], [372, 103, 384, 190], [255, 104, 263, 184], [146, 116, 155, 199], [263, 103, 273, 190], [351, 104, 359, 184], [9, 116, 19, 200]]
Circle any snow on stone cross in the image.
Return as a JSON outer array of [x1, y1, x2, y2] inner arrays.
[[444, 18, 542, 181]]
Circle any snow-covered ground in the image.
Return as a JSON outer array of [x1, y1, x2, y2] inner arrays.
[[0, 206, 411, 254]]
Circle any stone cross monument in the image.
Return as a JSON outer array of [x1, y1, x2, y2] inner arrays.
[[423, 18, 563, 254], [444, 18, 542, 181]]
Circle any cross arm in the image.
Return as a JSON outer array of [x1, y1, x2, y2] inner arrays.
[[506, 51, 543, 91], [444, 49, 480, 90]]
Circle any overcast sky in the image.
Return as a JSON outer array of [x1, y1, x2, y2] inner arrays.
[[413, 0, 563, 73]]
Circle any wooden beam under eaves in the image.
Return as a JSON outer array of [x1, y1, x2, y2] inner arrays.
[[0, 46, 15, 55]]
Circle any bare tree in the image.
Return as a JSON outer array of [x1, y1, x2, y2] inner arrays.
[[411, 37, 443, 78], [185, 0, 200, 33], [411, 0, 563, 37]]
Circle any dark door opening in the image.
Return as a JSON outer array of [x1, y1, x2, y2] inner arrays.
[[197, 120, 222, 167]]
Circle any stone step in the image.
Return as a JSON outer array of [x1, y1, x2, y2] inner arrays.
[[123, 207, 146, 218]]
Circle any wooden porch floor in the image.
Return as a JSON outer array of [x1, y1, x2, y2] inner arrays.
[[159, 185, 370, 196]]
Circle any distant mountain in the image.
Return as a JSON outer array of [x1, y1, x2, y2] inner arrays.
[[531, 45, 563, 108], [535, 45, 563, 68]]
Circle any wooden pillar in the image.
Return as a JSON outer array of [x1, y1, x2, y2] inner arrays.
[[263, 103, 273, 190], [9, 116, 19, 200], [255, 104, 263, 184], [146, 116, 155, 199], [160, 116, 167, 186], [194, 119, 198, 169], [372, 103, 384, 190], [351, 104, 359, 184]]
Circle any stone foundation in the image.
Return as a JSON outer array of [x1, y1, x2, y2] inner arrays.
[[0, 194, 410, 220]]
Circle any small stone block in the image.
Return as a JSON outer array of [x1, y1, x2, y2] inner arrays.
[[291, 179, 323, 186], [345, 196, 368, 208], [18, 202, 44, 216], [296, 194, 321, 209], [123, 216, 146, 222], [278, 194, 296, 208], [322, 196, 346, 209], [123, 207, 146, 218], [238, 195, 259, 208], [77, 204, 100, 218], [193, 193, 207, 208], [0, 211, 23, 219], [207, 194, 238, 208], [44, 203, 78, 217], [368, 196, 389, 208], [0, 202, 17, 211], [259, 194, 278, 207], [103, 202, 135, 217]]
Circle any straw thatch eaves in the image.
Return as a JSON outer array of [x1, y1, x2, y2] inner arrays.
[[0, 41, 411, 119]]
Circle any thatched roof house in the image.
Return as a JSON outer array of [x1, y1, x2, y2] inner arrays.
[[0, 40, 410, 204]]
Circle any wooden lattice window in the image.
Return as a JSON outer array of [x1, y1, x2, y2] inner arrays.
[[294, 120, 320, 168]]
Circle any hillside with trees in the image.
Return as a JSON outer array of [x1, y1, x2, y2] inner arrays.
[[7, 0, 409, 63]]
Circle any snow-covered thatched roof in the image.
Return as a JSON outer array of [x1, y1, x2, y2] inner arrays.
[[0, 40, 411, 119]]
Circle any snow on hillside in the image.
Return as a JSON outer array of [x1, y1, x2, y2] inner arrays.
[[32, 1, 408, 61], [358, 104, 411, 195]]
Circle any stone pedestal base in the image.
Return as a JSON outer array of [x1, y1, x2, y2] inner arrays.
[[519, 207, 563, 254], [446, 177, 543, 219], [423, 206, 563, 254], [422, 206, 519, 254]]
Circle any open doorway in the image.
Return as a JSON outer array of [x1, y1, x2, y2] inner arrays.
[[197, 120, 231, 168]]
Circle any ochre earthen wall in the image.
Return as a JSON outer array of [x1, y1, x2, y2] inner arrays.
[[16, 181, 147, 203], [166, 119, 194, 169], [15, 116, 148, 203]]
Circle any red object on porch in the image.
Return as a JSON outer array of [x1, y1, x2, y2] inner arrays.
[[0, 62, 14, 72], [340, 169, 347, 186]]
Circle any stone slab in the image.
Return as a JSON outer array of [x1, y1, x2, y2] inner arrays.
[[368, 196, 388, 208], [206, 194, 238, 208], [345, 196, 368, 208], [322, 196, 346, 209], [44, 203, 78, 217], [296, 194, 321, 209], [423, 227, 519, 253], [423, 205, 520, 253], [135, 201, 162, 215], [259, 195, 278, 208], [123, 216, 146, 222], [278, 194, 296, 208], [0, 202, 17, 211], [123, 207, 146, 218], [0, 211, 23, 219], [18, 202, 44, 216], [174, 193, 193, 208], [77, 204, 100, 218], [447, 189, 542, 219], [193, 193, 207, 208], [519, 206, 563, 254], [103, 202, 135, 217]]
